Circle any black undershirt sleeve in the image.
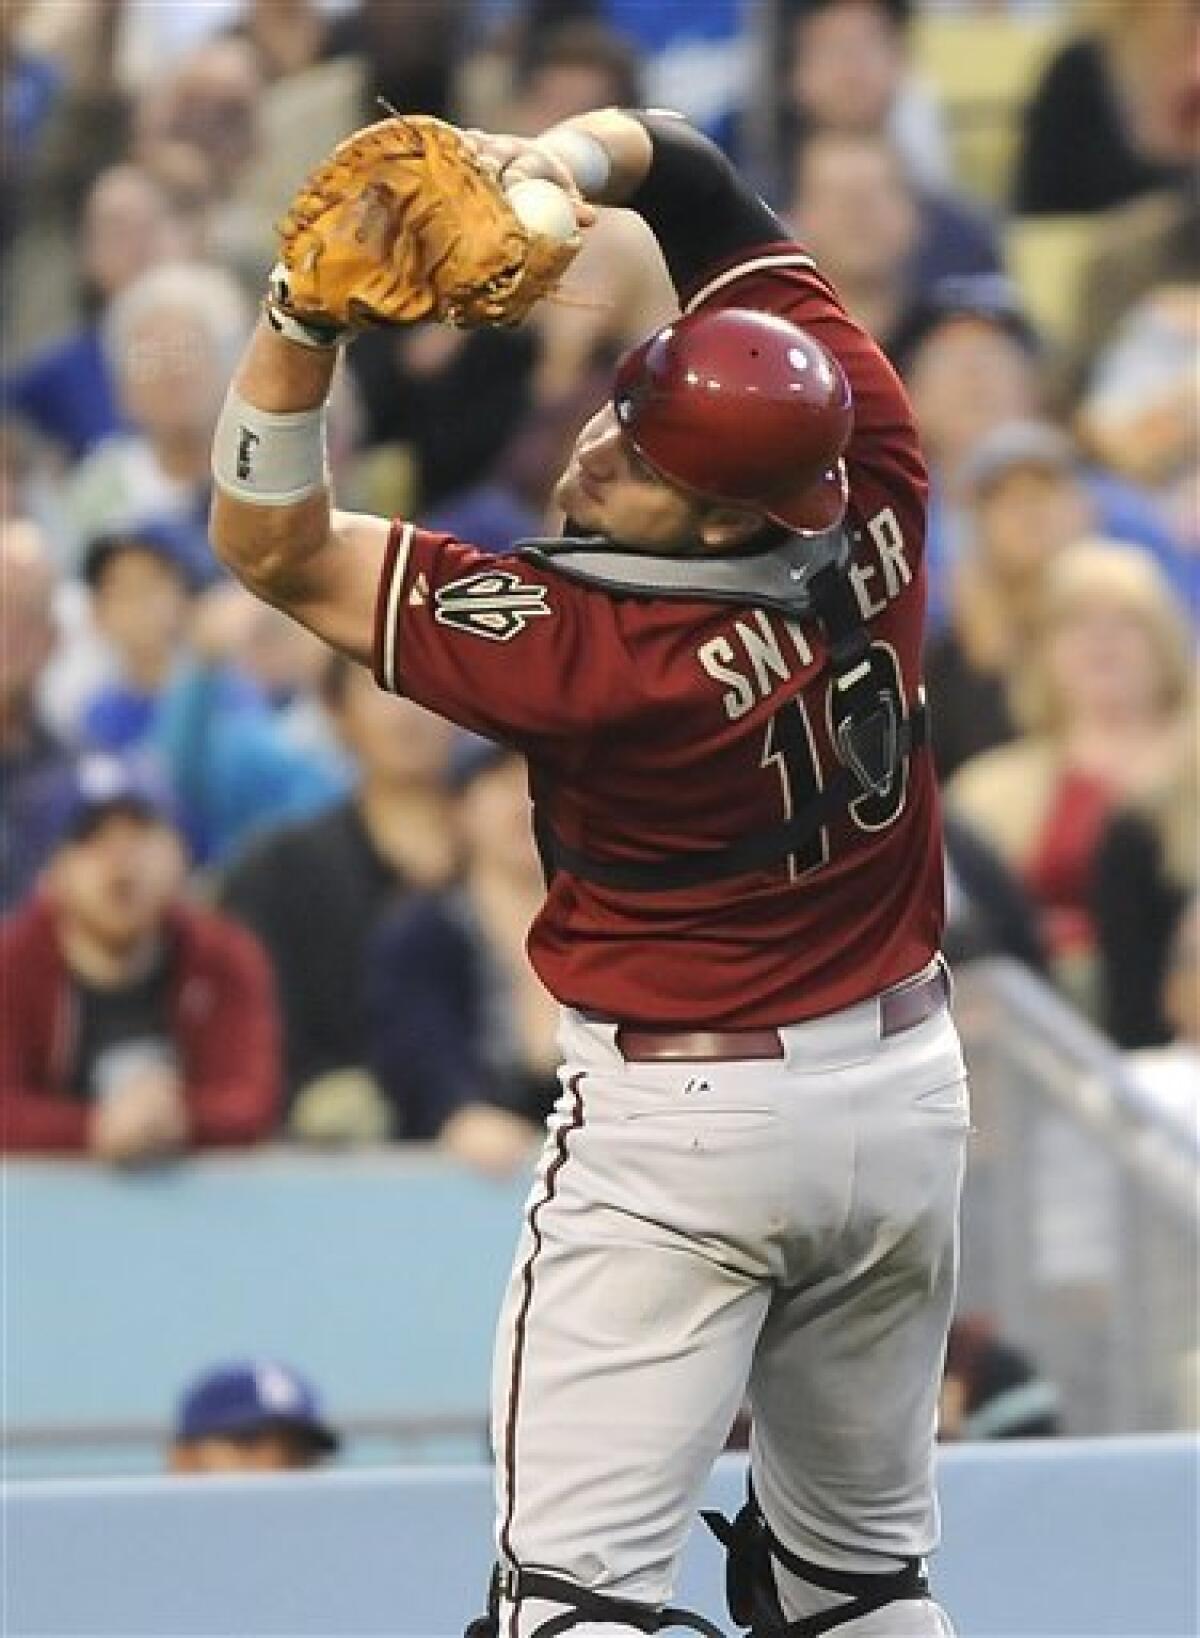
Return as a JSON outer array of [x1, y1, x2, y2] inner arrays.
[[624, 112, 790, 298]]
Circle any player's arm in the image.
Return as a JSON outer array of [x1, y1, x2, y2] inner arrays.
[[209, 319, 391, 666]]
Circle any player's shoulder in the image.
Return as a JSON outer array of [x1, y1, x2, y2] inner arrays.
[[680, 238, 836, 320], [403, 526, 617, 635]]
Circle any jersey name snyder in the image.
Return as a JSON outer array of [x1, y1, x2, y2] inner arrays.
[[697, 505, 913, 722]]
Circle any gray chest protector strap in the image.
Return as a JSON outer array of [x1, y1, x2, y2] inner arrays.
[[464, 1563, 727, 1638], [516, 529, 926, 892]]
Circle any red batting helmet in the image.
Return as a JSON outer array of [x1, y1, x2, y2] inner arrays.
[[612, 307, 853, 535]]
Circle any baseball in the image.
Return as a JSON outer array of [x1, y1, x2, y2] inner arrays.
[[505, 177, 579, 244]]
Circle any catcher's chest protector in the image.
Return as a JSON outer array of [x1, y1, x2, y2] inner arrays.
[[517, 527, 927, 892]]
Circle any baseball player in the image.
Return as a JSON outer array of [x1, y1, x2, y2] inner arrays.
[[210, 109, 966, 1638]]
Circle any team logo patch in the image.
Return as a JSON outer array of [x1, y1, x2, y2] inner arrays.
[[434, 570, 552, 643]]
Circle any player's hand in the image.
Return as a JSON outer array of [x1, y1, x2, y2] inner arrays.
[[461, 130, 598, 227], [438, 1102, 540, 1178]]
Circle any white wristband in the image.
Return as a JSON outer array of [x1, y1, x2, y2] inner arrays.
[[212, 388, 328, 508], [264, 300, 345, 351], [539, 128, 612, 199]]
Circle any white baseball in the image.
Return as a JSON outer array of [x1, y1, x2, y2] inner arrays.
[[505, 177, 579, 244]]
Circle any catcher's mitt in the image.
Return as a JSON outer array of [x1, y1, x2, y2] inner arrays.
[[274, 114, 581, 331]]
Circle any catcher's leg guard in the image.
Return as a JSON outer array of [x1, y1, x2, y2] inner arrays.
[[702, 1491, 930, 1638], [465, 1563, 727, 1638]]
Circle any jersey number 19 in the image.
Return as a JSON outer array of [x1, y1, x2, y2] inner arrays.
[[762, 642, 909, 881]]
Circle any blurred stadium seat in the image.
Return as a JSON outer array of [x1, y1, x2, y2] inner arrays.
[[1005, 213, 1101, 348], [913, 14, 1062, 203]]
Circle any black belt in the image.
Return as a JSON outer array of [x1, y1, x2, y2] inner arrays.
[[613, 962, 950, 1063]]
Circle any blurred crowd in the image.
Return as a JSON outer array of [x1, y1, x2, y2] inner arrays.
[[2, 0, 1197, 1194]]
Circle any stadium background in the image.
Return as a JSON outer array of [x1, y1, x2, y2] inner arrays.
[[2, 0, 1197, 1631]]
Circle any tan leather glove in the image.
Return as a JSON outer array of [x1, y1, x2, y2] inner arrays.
[[273, 114, 581, 332]]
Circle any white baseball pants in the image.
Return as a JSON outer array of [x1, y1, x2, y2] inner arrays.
[[490, 983, 969, 1637]]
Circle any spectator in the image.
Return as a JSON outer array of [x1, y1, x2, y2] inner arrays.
[[784, 0, 952, 191], [786, 130, 921, 351], [1012, 0, 1199, 217], [367, 738, 551, 1174], [0, 0, 62, 255], [130, 37, 270, 282], [153, 583, 350, 866], [892, 275, 1046, 626], [1, 0, 60, 170], [1122, 899, 1200, 1140], [893, 276, 1045, 452], [925, 421, 1091, 781], [500, 0, 750, 152], [1094, 748, 1198, 1050], [942, 814, 1046, 976], [79, 521, 212, 755], [232, 0, 331, 85], [0, 518, 74, 910], [190, 583, 344, 766], [220, 659, 454, 1138], [3, 163, 189, 460], [947, 540, 1194, 1013], [132, 37, 261, 199], [1064, 185, 1197, 403], [785, 137, 1001, 332], [508, 18, 642, 131], [1076, 211, 1200, 519], [2, 0, 130, 359], [169, 1360, 339, 1474], [65, 262, 251, 564], [323, 0, 471, 125], [892, 274, 1185, 628], [940, 1316, 1061, 1440], [0, 753, 281, 1160]]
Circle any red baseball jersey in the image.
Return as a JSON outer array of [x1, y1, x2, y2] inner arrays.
[[373, 244, 943, 1027]]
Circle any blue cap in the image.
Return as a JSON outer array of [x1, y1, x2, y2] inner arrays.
[[891, 274, 1042, 373], [962, 419, 1077, 494], [175, 1361, 339, 1452], [46, 753, 181, 850], [83, 516, 219, 592]]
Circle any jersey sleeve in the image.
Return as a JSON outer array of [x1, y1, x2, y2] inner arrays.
[[372, 523, 639, 753]]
